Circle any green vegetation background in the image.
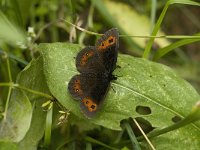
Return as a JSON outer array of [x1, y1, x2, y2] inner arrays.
[[0, 0, 200, 150]]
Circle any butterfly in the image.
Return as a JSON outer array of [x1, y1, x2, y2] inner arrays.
[[68, 28, 119, 118]]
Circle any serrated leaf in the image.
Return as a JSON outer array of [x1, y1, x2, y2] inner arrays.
[[38, 43, 200, 132]]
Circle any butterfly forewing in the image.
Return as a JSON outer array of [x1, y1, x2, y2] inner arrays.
[[76, 46, 105, 74], [95, 28, 119, 73]]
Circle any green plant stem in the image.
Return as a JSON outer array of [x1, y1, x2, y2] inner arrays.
[[133, 119, 156, 150], [142, 0, 170, 59], [55, 139, 74, 150], [0, 82, 53, 100], [2, 53, 13, 119], [123, 121, 141, 150], [0, 50, 28, 65], [3, 86, 12, 119], [62, 18, 200, 40], [0, 82, 12, 87], [119, 34, 200, 39], [44, 105, 53, 147], [88, 4, 94, 29], [17, 84, 53, 100], [6, 55, 12, 82], [62, 19, 102, 36], [150, 0, 156, 33]]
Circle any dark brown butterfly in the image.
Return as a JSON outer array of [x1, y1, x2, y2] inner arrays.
[[68, 28, 119, 118]]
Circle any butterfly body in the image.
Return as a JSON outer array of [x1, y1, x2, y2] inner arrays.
[[68, 28, 119, 118]]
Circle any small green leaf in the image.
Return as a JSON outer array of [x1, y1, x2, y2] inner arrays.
[[38, 43, 200, 131]]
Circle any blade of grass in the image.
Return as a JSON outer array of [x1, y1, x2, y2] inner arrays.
[[55, 139, 74, 150], [153, 33, 200, 61], [44, 105, 53, 147], [150, 0, 157, 33], [143, 0, 200, 59], [123, 121, 141, 150], [0, 49, 28, 65]]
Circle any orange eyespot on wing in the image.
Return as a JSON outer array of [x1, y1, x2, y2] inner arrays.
[[68, 75, 85, 100], [97, 36, 117, 52], [82, 98, 97, 112], [73, 79, 83, 95], [80, 51, 94, 66]]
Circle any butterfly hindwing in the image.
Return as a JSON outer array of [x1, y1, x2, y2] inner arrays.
[[68, 74, 110, 118], [79, 75, 110, 118], [68, 75, 84, 100], [68, 74, 98, 100]]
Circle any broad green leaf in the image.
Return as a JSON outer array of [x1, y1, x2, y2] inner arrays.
[[17, 57, 49, 150], [142, 125, 200, 150], [0, 11, 26, 46], [39, 43, 200, 131], [18, 99, 46, 150], [92, 0, 170, 54], [16, 57, 50, 100], [174, 63, 200, 93], [0, 142, 19, 150], [0, 89, 32, 142]]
